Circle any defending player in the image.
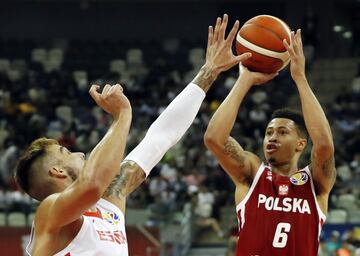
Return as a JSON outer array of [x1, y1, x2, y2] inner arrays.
[[15, 15, 251, 256], [204, 29, 335, 255]]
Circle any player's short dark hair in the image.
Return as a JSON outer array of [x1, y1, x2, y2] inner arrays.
[[14, 138, 58, 194], [271, 108, 308, 139]]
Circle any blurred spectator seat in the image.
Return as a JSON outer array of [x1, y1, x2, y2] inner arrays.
[[188, 48, 205, 70], [7, 212, 26, 227], [31, 48, 47, 64], [27, 212, 36, 226], [7, 69, 22, 82], [11, 59, 27, 73], [126, 208, 149, 225], [0, 58, 10, 73], [126, 49, 143, 65], [45, 48, 64, 73], [327, 209, 348, 224], [337, 164, 352, 181], [48, 48, 64, 63], [43, 58, 62, 73], [348, 210, 360, 224], [55, 105, 73, 124], [73, 70, 88, 89], [336, 194, 357, 211], [109, 59, 127, 75], [352, 76, 360, 92]]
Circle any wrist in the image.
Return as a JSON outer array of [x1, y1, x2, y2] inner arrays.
[[191, 64, 219, 93], [113, 108, 132, 122], [202, 63, 221, 78], [237, 73, 254, 89], [292, 74, 307, 84]]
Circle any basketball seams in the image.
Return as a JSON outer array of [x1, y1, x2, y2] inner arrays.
[[244, 22, 285, 43], [261, 15, 292, 38], [236, 33, 289, 62], [246, 15, 291, 40]]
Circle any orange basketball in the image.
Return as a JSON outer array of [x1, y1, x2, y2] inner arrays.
[[236, 15, 291, 74]]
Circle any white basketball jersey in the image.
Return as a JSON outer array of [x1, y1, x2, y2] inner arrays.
[[26, 198, 128, 256]]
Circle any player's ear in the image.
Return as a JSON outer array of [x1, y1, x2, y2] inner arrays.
[[49, 167, 67, 179], [296, 138, 307, 152]]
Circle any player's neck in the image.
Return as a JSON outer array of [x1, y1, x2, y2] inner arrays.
[[270, 163, 299, 176]]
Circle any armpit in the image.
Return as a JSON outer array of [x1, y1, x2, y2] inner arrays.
[[311, 152, 336, 180], [310, 153, 336, 194]]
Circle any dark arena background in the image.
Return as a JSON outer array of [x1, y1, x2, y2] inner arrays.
[[0, 0, 360, 255]]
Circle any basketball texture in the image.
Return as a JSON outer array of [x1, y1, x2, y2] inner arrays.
[[236, 15, 291, 74]]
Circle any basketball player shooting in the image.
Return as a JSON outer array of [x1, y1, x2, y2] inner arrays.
[[204, 29, 335, 255], [14, 14, 251, 256]]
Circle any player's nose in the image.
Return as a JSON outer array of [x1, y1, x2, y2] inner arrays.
[[75, 152, 86, 159], [268, 135, 278, 142]]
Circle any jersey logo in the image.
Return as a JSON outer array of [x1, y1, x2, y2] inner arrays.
[[278, 184, 289, 196], [102, 211, 121, 225], [266, 169, 272, 181], [290, 172, 308, 186]]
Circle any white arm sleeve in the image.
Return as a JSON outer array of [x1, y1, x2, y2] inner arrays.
[[124, 83, 205, 176]]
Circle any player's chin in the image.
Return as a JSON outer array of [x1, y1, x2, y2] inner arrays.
[[265, 151, 275, 160], [268, 157, 277, 165]]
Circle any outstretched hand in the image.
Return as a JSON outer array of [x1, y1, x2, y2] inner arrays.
[[205, 14, 252, 76], [283, 29, 306, 80], [239, 65, 278, 86], [89, 84, 131, 119]]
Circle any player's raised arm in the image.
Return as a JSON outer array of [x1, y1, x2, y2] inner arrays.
[[191, 14, 252, 92], [102, 14, 253, 207], [283, 30, 335, 197], [35, 84, 132, 230], [204, 65, 277, 185]]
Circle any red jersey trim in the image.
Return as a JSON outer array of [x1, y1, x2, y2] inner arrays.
[[26, 221, 35, 255], [236, 163, 267, 212], [83, 207, 103, 219], [236, 163, 267, 230], [304, 166, 327, 221]]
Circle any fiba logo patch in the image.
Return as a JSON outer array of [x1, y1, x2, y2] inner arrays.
[[290, 172, 308, 185], [102, 211, 121, 225]]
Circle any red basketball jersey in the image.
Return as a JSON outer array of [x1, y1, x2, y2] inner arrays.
[[236, 163, 325, 256]]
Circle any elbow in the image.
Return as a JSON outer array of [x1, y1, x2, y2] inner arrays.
[[204, 132, 221, 150], [81, 177, 103, 202], [88, 185, 103, 202], [314, 139, 335, 156], [203, 132, 214, 148]]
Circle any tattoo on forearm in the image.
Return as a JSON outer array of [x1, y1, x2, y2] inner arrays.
[[104, 161, 146, 198], [192, 66, 218, 92], [223, 139, 247, 167]]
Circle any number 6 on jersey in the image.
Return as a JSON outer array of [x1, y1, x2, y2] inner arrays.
[[272, 222, 291, 248]]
